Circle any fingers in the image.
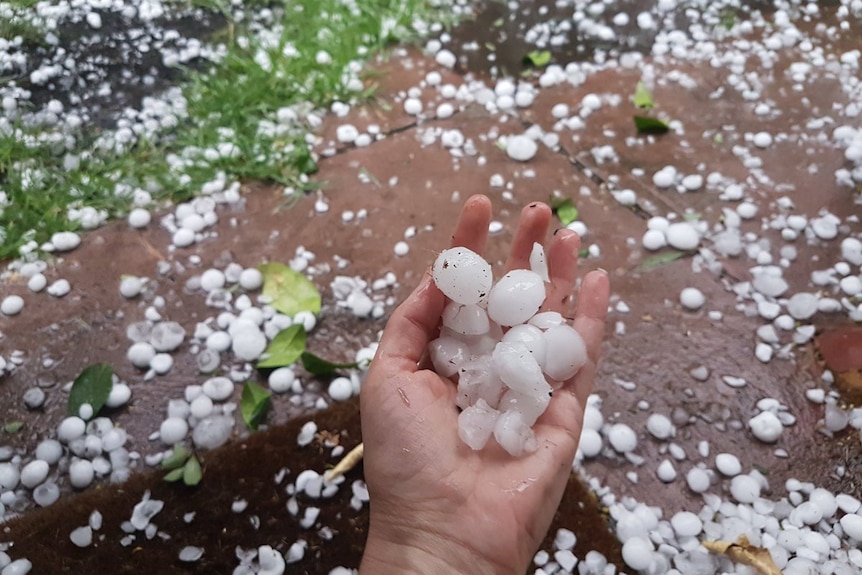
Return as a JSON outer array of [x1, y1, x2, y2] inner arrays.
[[371, 195, 493, 379], [504, 202, 552, 272], [450, 194, 493, 254], [572, 270, 610, 367], [541, 229, 581, 315]]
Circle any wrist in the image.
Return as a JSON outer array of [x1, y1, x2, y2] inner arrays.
[[360, 515, 520, 575]]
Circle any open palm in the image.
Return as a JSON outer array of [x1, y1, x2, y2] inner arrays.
[[360, 195, 610, 574]]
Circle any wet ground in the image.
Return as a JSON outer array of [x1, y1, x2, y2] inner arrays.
[[2, 1, 862, 573]]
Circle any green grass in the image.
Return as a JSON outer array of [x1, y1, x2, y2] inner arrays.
[[0, 1, 45, 46], [0, 0, 453, 260]]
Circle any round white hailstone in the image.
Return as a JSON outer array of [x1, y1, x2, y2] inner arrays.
[[0, 463, 20, 490], [24, 387, 45, 409], [172, 228, 195, 247], [501, 324, 547, 367], [181, 213, 206, 233], [612, 189, 636, 206], [736, 201, 758, 219], [487, 269, 545, 326], [458, 399, 499, 450], [57, 417, 87, 443], [787, 292, 818, 320], [730, 474, 761, 503], [197, 349, 220, 373], [328, 377, 353, 401], [192, 415, 234, 450], [294, 311, 316, 332], [2, 559, 33, 575], [48, 279, 72, 297], [127, 342, 156, 368], [670, 511, 703, 538], [160, 417, 189, 445], [200, 269, 226, 292], [515, 91, 534, 107], [69, 459, 94, 489], [621, 537, 654, 571], [429, 336, 470, 378], [491, 342, 548, 396], [239, 268, 263, 291], [498, 387, 550, 427], [179, 546, 205, 563], [656, 459, 677, 482], [529, 311, 564, 329], [206, 331, 232, 352], [70, 526, 93, 548], [101, 429, 126, 452], [642, 229, 667, 251], [128, 208, 151, 228], [541, 325, 587, 381], [28, 273, 47, 292], [679, 287, 705, 310], [552, 103, 569, 118], [665, 223, 699, 250], [442, 302, 490, 336], [232, 328, 267, 361], [336, 124, 359, 143], [33, 482, 60, 507], [809, 488, 838, 518], [748, 411, 783, 443], [403, 97, 423, 115], [506, 135, 538, 162], [258, 544, 285, 574], [268, 368, 296, 394], [0, 295, 24, 316], [202, 377, 234, 401], [840, 275, 862, 296], [150, 353, 174, 374], [435, 49, 456, 68], [681, 174, 703, 191], [529, 242, 549, 282], [119, 276, 145, 298], [840, 514, 862, 541], [841, 237, 862, 266], [647, 216, 670, 232], [753, 131, 773, 148], [578, 428, 603, 458], [393, 241, 409, 256], [646, 413, 674, 440], [150, 321, 186, 352], [652, 167, 676, 188], [432, 247, 492, 305], [493, 410, 538, 456], [20, 460, 49, 489], [436, 102, 454, 118], [50, 231, 81, 252], [190, 395, 214, 419], [607, 423, 637, 453], [78, 403, 94, 421], [685, 467, 711, 493], [35, 440, 63, 464], [755, 343, 773, 363]]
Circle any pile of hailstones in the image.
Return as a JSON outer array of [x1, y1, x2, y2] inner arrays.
[[428, 244, 587, 456]]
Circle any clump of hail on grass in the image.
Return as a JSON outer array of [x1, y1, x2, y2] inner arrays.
[[428, 245, 587, 456]]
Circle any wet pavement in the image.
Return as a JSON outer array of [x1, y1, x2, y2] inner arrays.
[[2, 1, 862, 573]]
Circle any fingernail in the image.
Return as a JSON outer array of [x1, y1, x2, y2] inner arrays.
[[553, 227, 562, 235], [595, 267, 608, 275]]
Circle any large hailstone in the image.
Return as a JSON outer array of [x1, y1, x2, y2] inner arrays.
[[491, 341, 550, 396], [487, 269, 546, 326], [433, 247, 493, 305], [542, 325, 587, 381]]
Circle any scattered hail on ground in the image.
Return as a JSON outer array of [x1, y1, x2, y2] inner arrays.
[[1, 0, 862, 574]]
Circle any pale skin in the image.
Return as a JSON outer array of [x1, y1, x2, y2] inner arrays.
[[359, 194, 610, 574]]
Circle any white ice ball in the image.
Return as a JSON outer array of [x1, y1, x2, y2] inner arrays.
[[665, 223, 699, 250], [160, 417, 189, 445], [607, 423, 637, 453], [239, 268, 263, 291], [679, 287, 705, 310], [268, 368, 296, 393], [442, 302, 490, 336], [491, 342, 550, 396], [428, 336, 470, 378], [541, 325, 587, 381], [0, 295, 24, 316], [128, 208, 151, 228], [493, 410, 538, 456], [328, 377, 353, 401], [642, 229, 667, 251], [69, 459, 94, 489], [748, 410, 782, 443], [458, 399, 500, 450], [501, 324, 547, 368], [432, 247, 493, 305], [487, 269, 546, 326], [506, 135, 538, 162]]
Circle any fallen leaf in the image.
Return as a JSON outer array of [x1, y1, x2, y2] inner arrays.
[[703, 535, 781, 575], [240, 381, 272, 431], [549, 196, 579, 227], [523, 50, 551, 68], [637, 250, 685, 271], [301, 351, 360, 375], [633, 81, 655, 109], [258, 262, 321, 317], [183, 455, 203, 486], [68, 363, 114, 420], [161, 446, 191, 470], [634, 115, 670, 134], [257, 324, 307, 369], [3, 421, 24, 434]]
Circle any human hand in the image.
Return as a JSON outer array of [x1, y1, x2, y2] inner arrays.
[[359, 194, 610, 574]]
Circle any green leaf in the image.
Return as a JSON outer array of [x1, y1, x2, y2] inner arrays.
[[241, 381, 272, 431], [3, 421, 24, 434], [161, 446, 191, 470], [549, 196, 579, 226], [183, 456, 203, 486], [301, 351, 360, 376], [634, 115, 670, 135], [492, 17, 504, 27], [579, 248, 590, 259], [164, 467, 185, 482], [67, 363, 114, 419], [637, 250, 685, 271], [523, 50, 551, 68], [257, 324, 307, 369], [258, 262, 321, 317], [633, 81, 654, 109]]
